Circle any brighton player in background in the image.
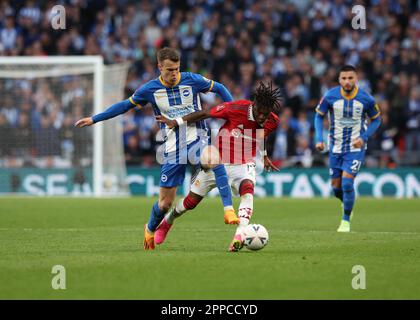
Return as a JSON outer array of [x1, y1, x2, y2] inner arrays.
[[155, 82, 282, 251], [314, 65, 381, 232], [75, 47, 238, 250]]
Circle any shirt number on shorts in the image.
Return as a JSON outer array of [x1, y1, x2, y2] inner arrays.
[[350, 160, 362, 173], [247, 163, 256, 173]]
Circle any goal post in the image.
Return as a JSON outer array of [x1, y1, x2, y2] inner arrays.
[[0, 56, 129, 196]]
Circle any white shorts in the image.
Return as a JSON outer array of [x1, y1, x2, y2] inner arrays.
[[190, 163, 256, 197]]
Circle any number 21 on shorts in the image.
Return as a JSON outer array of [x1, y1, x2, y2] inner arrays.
[[350, 160, 362, 173]]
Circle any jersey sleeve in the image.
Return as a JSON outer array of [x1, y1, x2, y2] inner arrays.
[[315, 93, 330, 116], [189, 72, 214, 93], [365, 95, 381, 119], [264, 114, 280, 137], [129, 85, 150, 109], [209, 102, 231, 119]]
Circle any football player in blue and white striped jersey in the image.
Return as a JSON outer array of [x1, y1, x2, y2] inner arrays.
[[314, 65, 381, 232], [76, 47, 238, 249]]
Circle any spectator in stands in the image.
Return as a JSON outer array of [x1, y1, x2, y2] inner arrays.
[[12, 113, 33, 160], [34, 115, 60, 158], [405, 87, 420, 164], [124, 135, 142, 166], [0, 114, 13, 157]]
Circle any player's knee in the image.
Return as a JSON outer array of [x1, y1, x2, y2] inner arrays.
[[200, 145, 220, 170], [158, 200, 173, 213], [239, 180, 254, 196], [341, 177, 354, 193]]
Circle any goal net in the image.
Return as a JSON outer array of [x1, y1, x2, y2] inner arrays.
[[0, 56, 129, 196]]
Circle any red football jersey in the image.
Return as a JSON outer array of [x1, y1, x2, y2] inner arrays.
[[209, 100, 279, 164]]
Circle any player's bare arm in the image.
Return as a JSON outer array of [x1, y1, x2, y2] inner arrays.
[[261, 136, 279, 172], [75, 117, 94, 128], [156, 110, 211, 128], [155, 115, 177, 128], [264, 155, 279, 172]]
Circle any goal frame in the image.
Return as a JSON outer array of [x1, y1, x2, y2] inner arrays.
[[0, 56, 105, 196]]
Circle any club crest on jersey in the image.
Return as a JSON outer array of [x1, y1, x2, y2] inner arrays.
[[182, 89, 190, 97], [161, 174, 168, 182], [216, 104, 225, 111], [231, 128, 241, 138], [354, 105, 363, 115]]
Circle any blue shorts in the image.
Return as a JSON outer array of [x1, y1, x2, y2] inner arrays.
[[159, 138, 206, 187], [160, 163, 188, 187], [329, 150, 365, 178]]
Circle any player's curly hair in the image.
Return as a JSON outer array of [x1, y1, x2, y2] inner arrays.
[[253, 81, 283, 113]]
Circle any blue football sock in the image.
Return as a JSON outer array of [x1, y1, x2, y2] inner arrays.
[[212, 164, 233, 209], [333, 187, 343, 202], [342, 177, 355, 221], [147, 201, 165, 232], [343, 214, 351, 222]]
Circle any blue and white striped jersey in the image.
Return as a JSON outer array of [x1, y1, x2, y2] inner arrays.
[[129, 72, 215, 153], [316, 86, 381, 153]]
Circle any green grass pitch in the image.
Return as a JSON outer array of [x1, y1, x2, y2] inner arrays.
[[1, 197, 419, 299]]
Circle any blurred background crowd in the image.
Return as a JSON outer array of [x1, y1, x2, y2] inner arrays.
[[0, 0, 419, 169]]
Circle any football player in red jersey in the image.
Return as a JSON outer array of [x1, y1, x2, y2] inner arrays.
[[154, 82, 283, 251]]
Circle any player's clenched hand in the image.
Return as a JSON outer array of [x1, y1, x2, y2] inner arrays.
[[315, 142, 325, 151], [264, 156, 279, 172], [352, 137, 364, 148], [75, 117, 93, 128], [156, 115, 177, 129]]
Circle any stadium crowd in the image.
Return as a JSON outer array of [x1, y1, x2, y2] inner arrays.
[[0, 0, 419, 168]]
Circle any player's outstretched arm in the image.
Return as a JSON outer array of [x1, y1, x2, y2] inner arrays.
[[74, 99, 135, 127], [264, 155, 279, 172], [156, 110, 211, 129], [75, 117, 94, 127], [211, 81, 233, 102]]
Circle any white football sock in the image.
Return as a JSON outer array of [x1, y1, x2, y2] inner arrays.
[[165, 198, 188, 224], [235, 193, 253, 236]]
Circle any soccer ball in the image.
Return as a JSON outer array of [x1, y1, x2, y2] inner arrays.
[[243, 224, 269, 251]]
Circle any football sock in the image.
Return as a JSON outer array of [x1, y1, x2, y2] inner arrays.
[[236, 182, 254, 235], [212, 164, 233, 211], [165, 194, 201, 224], [333, 187, 343, 202], [147, 201, 166, 232], [165, 198, 186, 224], [342, 177, 355, 222], [236, 193, 253, 235], [165, 208, 180, 225]]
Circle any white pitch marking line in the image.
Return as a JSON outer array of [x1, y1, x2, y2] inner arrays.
[[0, 228, 419, 236]]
